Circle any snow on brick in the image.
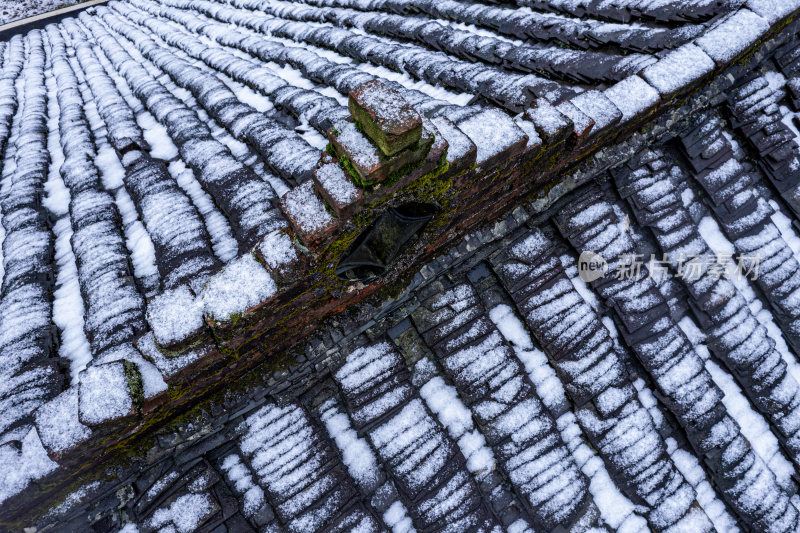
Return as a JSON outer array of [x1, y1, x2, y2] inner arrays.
[[78, 362, 134, 426], [747, 0, 800, 22], [642, 44, 715, 95], [34, 388, 91, 455], [556, 100, 595, 139], [695, 10, 770, 63], [147, 286, 205, 348], [219, 454, 266, 518], [570, 90, 622, 133], [526, 102, 574, 145], [604, 76, 660, 121], [148, 492, 217, 533], [313, 162, 362, 219], [201, 254, 276, 323], [255, 230, 302, 284], [94, 344, 167, 401], [514, 117, 543, 150], [332, 120, 381, 175], [135, 332, 208, 382], [0, 428, 57, 505], [280, 181, 337, 246], [430, 116, 476, 171], [456, 108, 528, 165]]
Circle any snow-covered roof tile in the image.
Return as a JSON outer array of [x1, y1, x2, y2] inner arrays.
[[695, 10, 770, 63], [201, 253, 277, 324], [526, 102, 574, 145], [430, 116, 477, 173], [746, 0, 800, 23], [604, 76, 661, 121], [280, 180, 339, 247], [456, 108, 528, 165], [135, 332, 213, 383], [313, 162, 363, 219], [34, 388, 92, 457], [570, 90, 623, 134], [3, 0, 799, 520], [642, 44, 716, 95], [146, 286, 206, 351], [556, 100, 595, 140], [77, 362, 138, 427], [254, 230, 304, 284]]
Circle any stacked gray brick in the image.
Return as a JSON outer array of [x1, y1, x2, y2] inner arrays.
[[491, 229, 711, 531], [727, 73, 800, 223], [553, 185, 800, 532], [77, 11, 285, 251], [614, 147, 800, 468], [334, 340, 501, 532], [411, 282, 607, 532], [0, 32, 62, 436], [678, 112, 800, 361]]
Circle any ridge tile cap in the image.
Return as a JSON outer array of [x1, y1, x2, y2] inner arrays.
[[641, 43, 715, 95], [695, 9, 770, 64]]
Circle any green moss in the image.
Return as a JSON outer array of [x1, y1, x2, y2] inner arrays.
[[122, 360, 144, 416], [349, 101, 422, 156]]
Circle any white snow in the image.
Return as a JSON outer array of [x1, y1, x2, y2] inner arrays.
[[149, 492, 215, 533], [315, 163, 359, 205], [383, 500, 416, 533], [746, 0, 800, 22], [641, 44, 715, 95], [769, 199, 800, 258], [43, 61, 92, 381], [257, 230, 298, 272], [47, 481, 101, 518], [457, 109, 526, 164], [571, 90, 620, 131], [113, 187, 159, 291], [93, 344, 167, 400], [281, 180, 335, 233], [695, 10, 769, 63], [417, 362, 497, 476], [167, 160, 239, 263], [137, 112, 180, 160], [136, 332, 208, 381], [147, 286, 204, 346], [699, 214, 800, 386], [604, 75, 660, 121], [51, 202, 93, 380], [557, 412, 646, 532], [34, 387, 91, 454], [679, 318, 797, 492], [78, 362, 132, 425], [334, 119, 380, 169], [319, 398, 380, 490], [0, 0, 82, 24], [489, 304, 568, 412], [220, 454, 266, 517], [430, 116, 473, 164], [0, 428, 58, 505], [201, 253, 276, 322], [665, 437, 740, 532]]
